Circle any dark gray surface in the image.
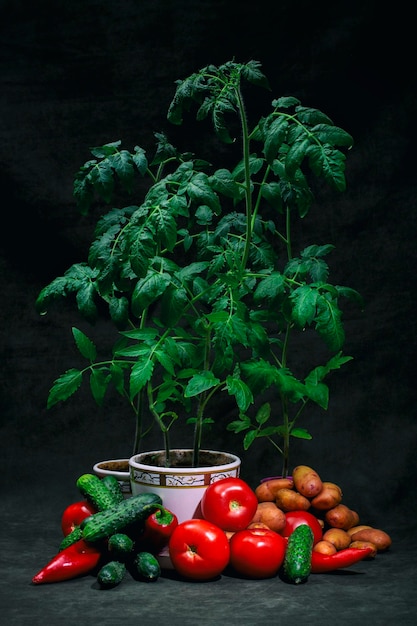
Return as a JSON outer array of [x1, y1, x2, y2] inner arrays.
[[2, 483, 416, 626]]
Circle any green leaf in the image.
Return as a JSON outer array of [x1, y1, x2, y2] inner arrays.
[[225, 376, 253, 411], [187, 173, 221, 214], [310, 123, 353, 147], [184, 371, 220, 398], [306, 144, 348, 192], [110, 150, 135, 192], [131, 271, 171, 316], [255, 402, 271, 425], [290, 285, 318, 326], [154, 349, 176, 375], [254, 272, 285, 302], [315, 295, 345, 350], [88, 160, 114, 203], [159, 285, 189, 327], [209, 168, 242, 200], [263, 116, 288, 164], [109, 295, 129, 328], [72, 327, 97, 361], [260, 181, 283, 211], [130, 358, 154, 398], [227, 414, 251, 434], [47, 369, 82, 409], [290, 427, 313, 440], [243, 429, 258, 450], [285, 137, 310, 177], [75, 283, 98, 323], [90, 368, 110, 406]]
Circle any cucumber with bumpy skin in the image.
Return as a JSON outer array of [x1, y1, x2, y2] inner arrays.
[[81, 493, 163, 543], [132, 551, 161, 582], [97, 560, 126, 589], [102, 475, 124, 504], [108, 533, 135, 561], [283, 523, 313, 584], [76, 473, 121, 511]]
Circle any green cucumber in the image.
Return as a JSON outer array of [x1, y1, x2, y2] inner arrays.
[[76, 473, 121, 511], [101, 475, 124, 504], [108, 533, 135, 561], [132, 551, 161, 582], [97, 560, 126, 589], [283, 523, 314, 584], [81, 493, 162, 543], [59, 526, 84, 551]]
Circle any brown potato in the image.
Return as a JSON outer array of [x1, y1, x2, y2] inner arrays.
[[275, 488, 311, 512], [255, 478, 294, 502], [322, 528, 351, 550], [250, 502, 287, 532], [313, 540, 337, 555], [349, 528, 392, 552], [292, 465, 323, 498], [349, 540, 377, 558], [325, 504, 358, 530], [247, 522, 271, 530], [346, 524, 373, 537], [310, 481, 343, 510]]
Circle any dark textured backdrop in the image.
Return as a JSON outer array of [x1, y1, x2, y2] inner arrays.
[[1, 0, 416, 541]]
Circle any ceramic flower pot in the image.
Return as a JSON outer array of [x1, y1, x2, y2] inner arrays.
[[93, 458, 131, 497], [129, 449, 241, 524]]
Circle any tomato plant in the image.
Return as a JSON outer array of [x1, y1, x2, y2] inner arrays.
[[281, 510, 323, 545], [61, 500, 97, 536], [200, 477, 258, 532], [229, 528, 287, 578], [168, 519, 230, 580]]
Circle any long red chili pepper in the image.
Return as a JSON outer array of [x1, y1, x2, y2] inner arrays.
[[138, 506, 178, 553], [310, 546, 374, 573], [32, 539, 102, 584]]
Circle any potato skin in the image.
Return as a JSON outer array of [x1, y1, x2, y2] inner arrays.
[[349, 528, 392, 551], [250, 502, 287, 532], [292, 465, 323, 498], [310, 482, 343, 510], [275, 488, 311, 512], [349, 540, 377, 558], [255, 478, 294, 502], [325, 504, 359, 530], [313, 540, 337, 555], [322, 528, 351, 550], [346, 524, 373, 537]]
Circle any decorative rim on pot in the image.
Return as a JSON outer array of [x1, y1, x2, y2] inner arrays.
[[129, 449, 240, 488], [93, 458, 131, 496]]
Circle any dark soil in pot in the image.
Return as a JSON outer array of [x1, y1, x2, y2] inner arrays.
[[138, 450, 234, 468]]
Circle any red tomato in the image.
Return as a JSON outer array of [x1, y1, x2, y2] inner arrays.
[[229, 528, 287, 578], [61, 500, 97, 536], [282, 510, 323, 545], [200, 477, 258, 532], [168, 519, 230, 580]]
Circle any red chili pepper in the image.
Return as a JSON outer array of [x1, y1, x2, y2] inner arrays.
[[61, 500, 97, 536], [32, 539, 102, 584], [138, 506, 178, 553], [311, 546, 374, 574]]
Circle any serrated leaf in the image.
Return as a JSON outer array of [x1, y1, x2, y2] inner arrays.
[[129, 358, 154, 398], [187, 173, 221, 214], [47, 369, 83, 408], [90, 368, 111, 406], [209, 168, 242, 200], [290, 285, 318, 326], [263, 116, 288, 163], [225, 376, 253, 411], [131, 271, 171, 316], [159, 285, 189, 327], [184, 371, 220, 398], [88, 160, 114, 203], [315, 296, 345, 350], [110, 150, 135, 192], [75, 283, 98, 323], [254, 272, 285, 302], [72, 327, 97, 361], [285, 137, 310, 177]]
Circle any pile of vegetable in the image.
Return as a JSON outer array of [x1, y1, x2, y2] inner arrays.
[[32, 465, 391, 587]]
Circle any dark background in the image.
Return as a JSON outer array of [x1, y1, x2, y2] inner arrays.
[[1, 1, 417, 622]]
